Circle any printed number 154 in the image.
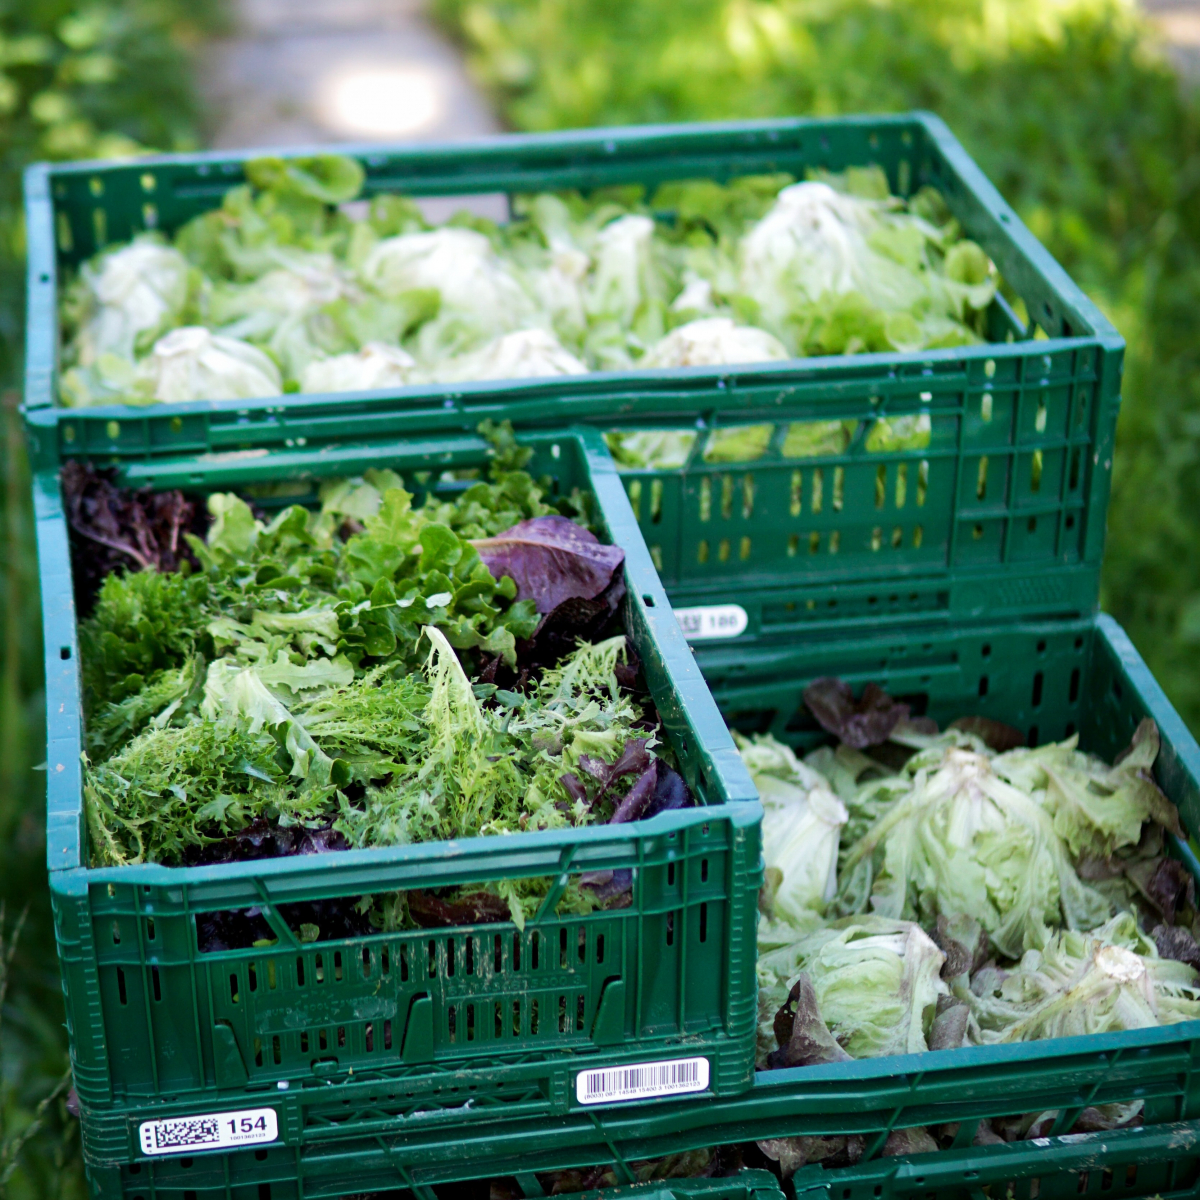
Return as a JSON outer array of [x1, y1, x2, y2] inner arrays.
[[230, 1116, 268, 1134]]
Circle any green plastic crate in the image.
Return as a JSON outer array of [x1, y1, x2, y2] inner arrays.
[[515, 1136, 1199, 1200], [36, 426, 762, 1172], [21, 115, 1122, 639], [561, 1172, 783, 1200], [24, 117, 1120, 530], [75, 613, 1200, 1200]]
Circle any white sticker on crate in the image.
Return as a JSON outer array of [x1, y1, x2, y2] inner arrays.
[[138, 1107, 279, 1157], [674, 605, 748, 641], [575, 1057, 711, 1105]]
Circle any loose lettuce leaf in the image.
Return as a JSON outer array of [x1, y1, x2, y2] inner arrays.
[[604, 429, 697, 471], [244, 154, 366, 206], [804, 678, 912, 749], [470, 515, 625, 613]]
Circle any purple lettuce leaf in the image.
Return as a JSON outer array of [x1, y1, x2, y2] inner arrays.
[[471, 515, 625, 614], [803, 678, 911, 749]]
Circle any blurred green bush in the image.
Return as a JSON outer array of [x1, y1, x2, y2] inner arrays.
[[433, 0, 1200, 731], [0, 2, 224, 1194]]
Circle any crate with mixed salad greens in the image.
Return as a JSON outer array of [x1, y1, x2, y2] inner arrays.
[[25, 115, 1119, 493], [37, 422, 761, 1171]]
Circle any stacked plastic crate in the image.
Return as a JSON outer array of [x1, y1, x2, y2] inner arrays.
[[23, 115, 1200, 1200]]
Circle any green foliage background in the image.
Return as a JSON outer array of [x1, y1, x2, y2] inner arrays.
[[0, 1, 224, 1192], [431, 0, 1200, 728]]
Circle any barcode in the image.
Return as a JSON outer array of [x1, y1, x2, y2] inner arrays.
[[138, 1108, 278, 1157], [575, 1057, 710, 1106]]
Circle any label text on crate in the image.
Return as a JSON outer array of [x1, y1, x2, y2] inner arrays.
[[138, 1108, 279, 1157], [575, 1057, 711, 1105], [674, 605, 748, 641]]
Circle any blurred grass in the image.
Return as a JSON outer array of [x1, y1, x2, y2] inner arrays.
[[0, 1, 226, 1192], [432, 0, 1200, 731]]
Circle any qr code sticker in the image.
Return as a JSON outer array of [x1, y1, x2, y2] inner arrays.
[[152, 1117, 220, 1150], [138, 1108, 278, 1157]]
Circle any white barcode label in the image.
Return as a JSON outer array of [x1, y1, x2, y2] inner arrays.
[[674, 605, 748, 641], [575, 1057, 710, 1105], [138, 1108, 278, 1157]]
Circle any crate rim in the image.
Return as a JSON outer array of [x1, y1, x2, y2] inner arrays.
[[23, 111, 1122, 422], [786, 1120, 1200, 1197], [53, 800, 764, 893], [27, 112, 943, 177]]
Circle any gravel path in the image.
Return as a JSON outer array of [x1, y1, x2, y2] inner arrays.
[[200, 0, 505, 215], [1144, 0, 1200, 77]]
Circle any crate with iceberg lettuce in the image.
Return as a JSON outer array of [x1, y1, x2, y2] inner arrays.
[[75, 609, 1200, 1199], [35, 423, 763, 1185], [26, 114, 1118, 514]]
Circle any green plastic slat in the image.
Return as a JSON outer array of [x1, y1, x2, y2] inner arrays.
[[36, 427, 762, 1178]]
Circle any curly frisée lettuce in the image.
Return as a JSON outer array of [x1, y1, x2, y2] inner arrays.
[[57, 156, 999, 406], [72, 424, 690, 897]]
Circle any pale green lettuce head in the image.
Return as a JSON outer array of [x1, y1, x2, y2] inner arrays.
[[968, 912, 1200, 1043], [838, 743, 1112, 957], [131, 327, 282, 404], [736, 732, 848, 922], [761, 914, 948, 1058]]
